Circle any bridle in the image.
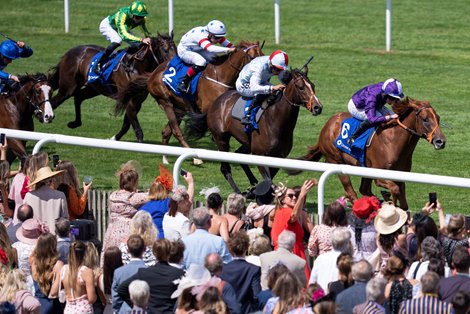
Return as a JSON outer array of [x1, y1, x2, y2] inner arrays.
[[281, 72, 317, 112], [16, 78, 50, 120], [395, 105, 440, 143], [228, 44, 260, 72]]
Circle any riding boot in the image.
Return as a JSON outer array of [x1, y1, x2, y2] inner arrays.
[[241, 94, 267, 125], [93, 42, 121, 74], [348, 120, 371, 144], [177, 65, 205, 93]]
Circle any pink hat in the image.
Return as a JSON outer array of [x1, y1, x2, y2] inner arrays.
[[16, 218, 49, 245]]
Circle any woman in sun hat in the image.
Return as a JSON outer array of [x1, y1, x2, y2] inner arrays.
[[348, 196, 380, 260], [12, 218, 49, 294], [374, 202, 408, 275], [23, 166, 68, 234]]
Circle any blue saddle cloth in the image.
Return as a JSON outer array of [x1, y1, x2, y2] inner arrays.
[[162, 56, 203, 102], [87, 50, 126, 84], [335, 117, 375, 166], [242, 99, 262, 133]]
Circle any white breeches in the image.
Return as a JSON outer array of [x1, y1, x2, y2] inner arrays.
[[177, 46, 216, 67], [347, 99, 393, 121], [99, 18, 122, 44]]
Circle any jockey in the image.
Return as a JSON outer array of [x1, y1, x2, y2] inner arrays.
[[236, 50, 288, 125], [176, 20, 236, 93], [0, 39, 33, 94], [93, 0, 151, 74], [347, 78, 404, 144]]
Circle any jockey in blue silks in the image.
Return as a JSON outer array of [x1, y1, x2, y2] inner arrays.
[[347, 78, 404, 144], [0, 39, 33, 94]]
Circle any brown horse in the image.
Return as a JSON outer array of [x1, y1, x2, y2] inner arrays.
[[49, 33, 176, 141], [116, 41, 263, 162], [185, 66, 323, 193], [297, 97, 446, 210], [0, 73, 54, 160]]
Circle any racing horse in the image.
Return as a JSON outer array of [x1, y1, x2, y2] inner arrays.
[[184, 62, 323, 193], [0, 73, 54, 160], [296, 97, 445, 210], [116, 40, 263, 163], [49, 33, 176, 140]]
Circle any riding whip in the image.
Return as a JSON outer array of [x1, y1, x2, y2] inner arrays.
[[0, 31, 17, 43]]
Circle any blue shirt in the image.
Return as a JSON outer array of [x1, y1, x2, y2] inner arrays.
[[351, 82, 388, 124], [399, 293, 452, 314], [140, 198, 170, 238], [0, 41, 33, 80]]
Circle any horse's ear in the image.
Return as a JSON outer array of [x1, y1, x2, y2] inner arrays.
[[260, 40, 265, 50], [171, 30, 174, 39]]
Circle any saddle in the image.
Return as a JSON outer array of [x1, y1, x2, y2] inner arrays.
[[231, 92, 280, 133]]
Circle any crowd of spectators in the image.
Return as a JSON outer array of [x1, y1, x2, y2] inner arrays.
[[0, 140, 469, 314]]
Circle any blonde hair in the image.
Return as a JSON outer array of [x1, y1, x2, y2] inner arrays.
[[130, 211, 158, 246], [67, 241, 87, 291], [0, 269, 27, 302], [445, 214, 466, 238], [148, 180, 169, 200], [31, 233, 58, 296], [83, 242, 100, 275], [27, 152, 49, 189], [0, 264, 9, 291], [272, 271, 305, 313]]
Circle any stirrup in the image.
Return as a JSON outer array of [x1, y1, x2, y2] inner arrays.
[[177, 82, 189, 93], [347, 137, 355, 145]]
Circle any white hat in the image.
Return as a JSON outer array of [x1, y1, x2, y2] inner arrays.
[[171, 264, 212, 299], [374, 202, 408, 235]]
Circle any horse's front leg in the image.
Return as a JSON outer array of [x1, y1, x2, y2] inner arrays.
[[68, 87, 99, 128], [359, 178, 373, 196], [234, 145, 258, 187], [337, 174, 359, 203], [375, 179, 407, 210], [112, 115, 132, 141], [125, 97, 145, 143]]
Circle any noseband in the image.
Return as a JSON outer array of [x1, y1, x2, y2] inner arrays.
[[395, 106, 439, 143], [19, 79, 50, 120], [228, 45, 259, 72]]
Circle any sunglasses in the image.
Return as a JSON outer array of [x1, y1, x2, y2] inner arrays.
[[286, 193, 299, 199]]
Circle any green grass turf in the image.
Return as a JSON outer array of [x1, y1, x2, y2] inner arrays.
[[1, 0, 469, 214]]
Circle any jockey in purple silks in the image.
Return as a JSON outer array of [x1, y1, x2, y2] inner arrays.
[[347, 78, 405, 144]]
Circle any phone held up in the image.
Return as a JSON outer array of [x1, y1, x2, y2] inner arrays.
[[180, 168, 187, 177], [0, 133, 5, 145], [84, 176, 93, 185], [429, 192, 437, 208], [52, 154, 60, 168]]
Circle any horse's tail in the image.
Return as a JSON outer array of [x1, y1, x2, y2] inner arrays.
[[286, 144, 323, 175], [115, 73, 151, 116], [183, 111, 208, 141], [48, 65, 60, 90]]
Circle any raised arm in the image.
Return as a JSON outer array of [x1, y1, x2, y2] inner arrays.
[[290, 179, 317, 223]]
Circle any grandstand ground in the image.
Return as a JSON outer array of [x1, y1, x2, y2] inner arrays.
[[1, 0, 469, 214]]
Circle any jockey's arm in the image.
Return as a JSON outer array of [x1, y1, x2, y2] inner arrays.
[[364, 100, 387, 125], [115, 12, 142, 43], [141, 17, 151, 37], [18, 44, 33, 58], [0, 70, 10, 81], [217, 37, 233, 48], [200, 38, 231, 54], [248, 71, 272, 94]]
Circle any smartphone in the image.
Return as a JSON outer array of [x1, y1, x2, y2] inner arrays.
[[0, 133, 5, 145], [52, 154, 60, 168], [84, 176, 93, 184], [429, 192, 437, 208], [180, 168, 187, 177]]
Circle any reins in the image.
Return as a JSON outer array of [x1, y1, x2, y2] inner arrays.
[[395, 106, 439, 143], [281, 74, 315, 112], [16, 79, 48, 118]]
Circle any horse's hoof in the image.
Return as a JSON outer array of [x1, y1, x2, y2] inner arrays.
[[193, 158, 203, 166], [67, 121, 82, 129], [162, 156, 170, 165], [109, 136, 117, 141], [137, 138, 144, 143]]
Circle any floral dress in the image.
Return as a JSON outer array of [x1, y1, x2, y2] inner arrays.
[[101, 190, 148, 265], [63, 265, 94, 314]]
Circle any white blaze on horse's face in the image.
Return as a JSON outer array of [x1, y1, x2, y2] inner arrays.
[[40, 85, 54, 123]]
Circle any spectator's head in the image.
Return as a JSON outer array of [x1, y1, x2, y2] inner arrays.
[[127, 234, 146, 259], [169, 185, 191, 217], [272, 271, 304, 313], [420, 236, 441, 261], [351, 196, 380, 223], [55, 217, 70, 238], [54, 160, 80, 192], [313, 301, 337, 314], [412, 212, 439, 259], [330, 227, 352, 253], [420, 271, 440, 294], [192, 207, 211, 230], [83, 242, 99, 271], [0, 161, 8, 187], [374, 202, 407, 236], [198, 286, 227, 314], [451, 291, 470, 314], [365, 277, 387, 303], [253, 180, 274, 206], [452, 247, 470, 274], [16, 204, 33, 223], [383, 255, 407, 279], [352, 260, 373, 282], [116, 160, 140, 192], [27, 166, 64, 190], [427, 258, 445, 277], [228, 231, 250, 257], [267, 263, 288, 290], [207, 193, 223, 211], [103, 246, 123, 294], [323, 200, 348, 227], [445, 214, 466, 239], [227, 193, 245, 217], [248, 234, 271, 256], [26, 152, 48, 184], [130, 211, 158, 247], [16, 218, 49, 245], [278, 230, 296, 252], [204, 253, 223, 276], [169, 240, 185, 265], [153, 238, 172, 262], [129, 280, 150, 309], [0, 225, 15, 268], [148, 174, 171, 200], [337, 253, 354, 286], [0, 268, 27, 302]]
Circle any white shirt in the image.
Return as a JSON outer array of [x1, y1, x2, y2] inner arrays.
[[162, 212, 190, 241], [309, 249, 341, 292], [178, 26, 232, 54], [236, 56, 285, 95]]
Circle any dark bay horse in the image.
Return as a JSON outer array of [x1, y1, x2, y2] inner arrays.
[[297, 97, 446, 210], [49, 33, 176, 140], [185, 66, 323, 193], [116, 40, 263, 164], [0, 73, 53, 160]]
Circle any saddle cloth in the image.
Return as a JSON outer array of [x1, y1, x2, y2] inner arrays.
[[334, 117, 376, 166], [87, 50, 126, 84], [162, 56, 203, 102], [231, 96, 267, 133]]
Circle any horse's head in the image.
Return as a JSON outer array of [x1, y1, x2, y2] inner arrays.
[[281, 67, 323, 116], [152, 31, 177, 63], [226, 41, 264, 71], [18, 73, 54, 123], [395, 97, 446, 149]]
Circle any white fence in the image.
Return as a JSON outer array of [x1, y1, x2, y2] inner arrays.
[[3, 128, 470, 225]]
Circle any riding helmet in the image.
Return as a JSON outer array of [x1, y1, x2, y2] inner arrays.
[[0, 40, 20, 60], [269, 50, 289, 71], [206, 20, 227, 37], [382, 78, 404, 99], [130, 1, 149, 17]]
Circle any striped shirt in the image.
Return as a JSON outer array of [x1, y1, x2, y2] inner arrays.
[[353, 301, 386, 314], [398, 293, 452, 314]]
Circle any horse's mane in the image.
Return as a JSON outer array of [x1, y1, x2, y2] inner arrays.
[[392, 96, 431, 116], [235, 40, 258, 49], [279, 69, 305, 85], [18, 73, 48, 85]]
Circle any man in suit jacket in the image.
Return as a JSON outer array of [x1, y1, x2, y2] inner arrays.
[[182, 207, 232, 268], [259, 230, 306, 290], [220, 231, 261, 314], [117, 238, 184, 314], [336, 260, 374, 314], [113, 235, 148, 314], [438, 247, 470, 302]]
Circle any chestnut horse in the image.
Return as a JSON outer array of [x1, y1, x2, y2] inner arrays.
[[185, 66, 323, 193], [0, 73, 54, 160], [115, 41, 263, 163], [49, 33, 176, 140], [297, 97, 446, 210]]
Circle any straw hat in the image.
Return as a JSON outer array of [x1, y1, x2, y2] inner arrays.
[[16, 218, 49, 245], [27, 166, 64, 188], [374, 202, 408, 235]]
